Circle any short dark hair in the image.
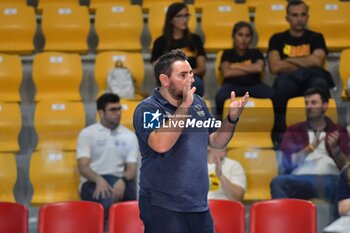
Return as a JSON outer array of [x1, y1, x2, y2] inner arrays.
[[154, 49, 189, 86], [286, 0, 308, 14], [97, 93, 120, 111], [304, 87, 329, 103], [232, 21, 253, 38]]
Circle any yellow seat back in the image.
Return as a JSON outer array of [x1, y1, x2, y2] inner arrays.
[[228, 147, 278, 201], [95, 4, 143, 52], [194, 0, 233, 12], [33, 52, 83, 101], [148, 3, 196, 50], [215, 50, 224, 85], [142, 0, 178, 12], [202, 2, 249, 52], [0, 54, 22, 102], [309, 2, 350, 51], [89, 0, 131, 12], [30, 150, 80, 206], [255, 1, 288, 51], [41, 5, 90, 53], [0, 153, 17, 202], [339, 49, 350, 100], [0, 103, 21, 152], [94, 51, 144, 99], [245, 0, 285, 12], [286, 96, 337, 126], [37, 0, 80, 11], [0, 5, 36, 54], [34, 101, 85, 151], [223, 97, 274, 148]]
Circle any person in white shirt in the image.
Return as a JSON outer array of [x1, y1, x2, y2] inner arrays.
[[77, 93, 140, 224], [207, 146, 246, 202]]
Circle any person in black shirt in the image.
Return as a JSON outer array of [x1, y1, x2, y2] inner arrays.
[[151, 2, 206, 96], [268, 0, 334, 149], [215, 21, 274, 118]]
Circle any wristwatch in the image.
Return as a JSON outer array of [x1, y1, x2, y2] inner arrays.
[[227, 114, 240, 125]]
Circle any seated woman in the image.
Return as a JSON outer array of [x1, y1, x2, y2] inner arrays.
[[151, 2, 206, 96], [215, 21, 274, 118]]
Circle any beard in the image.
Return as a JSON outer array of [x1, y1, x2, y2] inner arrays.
[[168, 82, 183, 100]]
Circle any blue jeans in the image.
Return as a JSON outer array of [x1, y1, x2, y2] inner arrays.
[[80, 175, 136, 222], [271, 174, 340, 219], [139, 195, 214, 233]]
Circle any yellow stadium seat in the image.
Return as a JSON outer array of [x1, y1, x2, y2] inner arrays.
[[339, 49, 350, 100], [41, 5, 90, 53], [223, 97, 274, 148], [95, 4, 143, 52], [33, 52, 83, 101], [245, 0, 285, 12], [0, 103, 21, 152], [0, 54, 22, 102], [34, 101, 85, 151], [0, 153, 17, 202], [202, 2, 249, 52], [29, 150, 80, 206], [148, 3, 196, 50], [0, 0, 27, 6], [0, 5, 36, 54], [89, 0, 131, 12], [286, 96, 337, 126], [228, 147, 278, 201], [215, 50, 224, 85], [194, 0, 233, 12], [37, 0, 80, 11], [255, 1, 288, 51], [142, 0, 179, 12], [309, 2, 350, 51], [94, 51, 144, 99]]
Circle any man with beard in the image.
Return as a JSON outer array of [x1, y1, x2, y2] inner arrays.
[[270, 88, 350, 204], [133, 49, 249, 233], [268, 0, 334, 149], [77, 93, 139, 226]]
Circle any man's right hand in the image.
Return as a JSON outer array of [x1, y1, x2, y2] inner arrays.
[[181, 76, 196, 108], [93, 176, 113, 199]]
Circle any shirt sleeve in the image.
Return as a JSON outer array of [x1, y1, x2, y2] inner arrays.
[[125, 132, 140, 163], [151, 36, 166, 63], [76, 128, 91, 159], [310, 31, 328, 54], [220, 49, 232, 63], [193, 34, 206, 57], [223, 158, 247, 190], [268, 33, 282, 54]]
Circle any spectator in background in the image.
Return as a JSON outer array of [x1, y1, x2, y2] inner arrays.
[[208, 146, 246, 202], [76, 93, 139, 226], [215, 21, 274, 118], [271, 88, 350, 206], [268, 0, 334, 149], [151, 2, 206, 96]]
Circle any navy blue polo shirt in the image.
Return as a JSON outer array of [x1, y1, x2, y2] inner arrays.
[[133, 88, 218, 212]]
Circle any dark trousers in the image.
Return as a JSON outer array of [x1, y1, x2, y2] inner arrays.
[[271, 68, 331, 147], [139, 195, 214, 233], [215, 82, 274, 118], [80, 175, 136, 222]]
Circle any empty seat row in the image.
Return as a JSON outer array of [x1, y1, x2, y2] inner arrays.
[[0, 51, 145, 103], [0, 199, 317, 233], [1, 1, 350, 54]]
